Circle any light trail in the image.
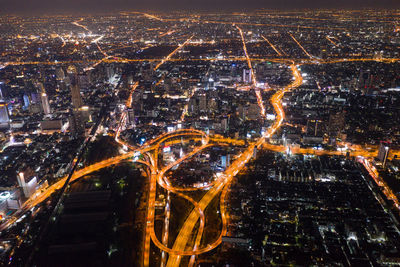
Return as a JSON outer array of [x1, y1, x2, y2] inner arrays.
[[261, 35, 282, 56], [153, 36, 194, 71], [289, 33, 314, 59], [236, 25, 266, 117]]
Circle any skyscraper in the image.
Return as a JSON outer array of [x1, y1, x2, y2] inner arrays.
[[243, 69, 252, 83], [377, 141, 390, 168], [199, 93, 207, 112], [328, 111, 345, 137], [41, 93, 51, 115], [67, 65, 83, 109], [0, 100, 10, 128], [38, 82, 51, 115], [69, 110, 85, 136]]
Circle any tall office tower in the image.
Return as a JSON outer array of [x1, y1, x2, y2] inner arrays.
[[127, 108, 135, 125], [243, 69, 252, 83], [37, 82, 51, 115], [306, 119, 323, 136], [0, 81, 4, 99], [0, 100, 10, 128], [41, 92, 51, 115], [67, 65, 83, 109], [23, 93, 30, 109], [198, 93, 207, 112], [377, 141, 390, 168], [17, 172, 37, 198], [328, 111, 345, 137], [69, 110, 85, 136]]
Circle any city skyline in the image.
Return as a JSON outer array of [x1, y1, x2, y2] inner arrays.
[[0, 8, 400, 266]]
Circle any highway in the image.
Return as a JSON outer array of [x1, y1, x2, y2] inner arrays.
[[166, 63, 303, 266]]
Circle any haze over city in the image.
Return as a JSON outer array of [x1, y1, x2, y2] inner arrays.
[[0, 2, 400, 267]]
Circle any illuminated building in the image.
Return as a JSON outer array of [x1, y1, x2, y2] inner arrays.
[[67, 65, 83, 109], [41, 93, 51, 115], [328, 111, 345, 138], [0, 100, 10, 128], [17, 172, 37, 198], [127, 108, 135, 125], [69, 110, 85, 136], [23, 94, 30, 109], [199, 94, 207, 112], [37, 82, 51, 115], [243, 69, 252, 83], [377, 141, 390, 168]]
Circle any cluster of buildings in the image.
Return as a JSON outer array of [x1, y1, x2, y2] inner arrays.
[[221, 152, 400, 266]]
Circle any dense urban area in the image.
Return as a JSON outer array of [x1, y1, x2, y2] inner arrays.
[[0, 9, 400, 266]]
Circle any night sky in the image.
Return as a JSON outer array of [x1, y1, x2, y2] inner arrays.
[[2, 0, 400, 14]]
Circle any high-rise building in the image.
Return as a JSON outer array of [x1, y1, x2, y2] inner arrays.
[[377, 141, 390, 168], [37, 82, 51, 115], [199, 93, 207, 112], [23, 94, 30, 109], [41, 93, 51, 115], [328, 111, 345, 137], [0, 100, 10, 128], [243, 69, 252, 83], [221, 154, 231, 168], [306, 119, 324, 137], [127, 108, 135, 125], [17, 172, 37, 198], [69, 110, 85, 136], [67, 65, 83, 109], [0, 81, 5, 99]]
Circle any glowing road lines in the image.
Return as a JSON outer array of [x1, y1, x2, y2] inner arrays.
[[236, 25, 266, 117], [71, 18, 91, 33], [360, 158, 400, 210], [153, 36, 194, 71], [326, 36, 340, 47], [261, 35, 282, 56], [115, 82, 139, 149], [166, 64, 303, 266], [142, 130, 210, 267], [289, 33, 314, 59]]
